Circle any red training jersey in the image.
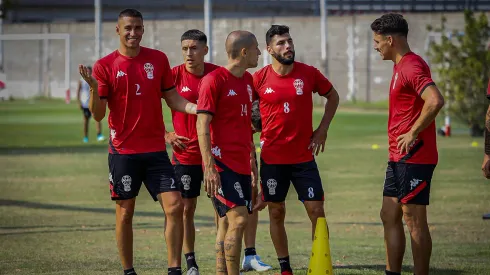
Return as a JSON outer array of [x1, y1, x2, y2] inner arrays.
[[197, 67, 254, 175], [93, 47, 174, 154], [171, 63, 220, 165], [253, 62, 333, 164], [388, 52, 438, 164]]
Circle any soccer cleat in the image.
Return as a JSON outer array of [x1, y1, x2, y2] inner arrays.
[[97, 134, 105, 142], [83, 137, 89, 143], [186, 267, 199, 275], [241, 255, 272, 272]]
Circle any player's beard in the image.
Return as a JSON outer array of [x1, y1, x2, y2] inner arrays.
[[272, 50, 295, 65]]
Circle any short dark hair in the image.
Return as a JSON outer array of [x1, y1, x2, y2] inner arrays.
[[118, 9, 143, 21], [181, 29, 207, 44], [370, 13, 408, 37], [266, 25, 290, 45]]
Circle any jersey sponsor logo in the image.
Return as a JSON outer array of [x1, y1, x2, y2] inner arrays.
[[293, 79, 304, 95], [212, 146, 222, 159], [264, 87, 274, 94], [181, 175, 191, 191], [144, 63, 154, 79], [410, 178, 422, 190], [121, 175, 132, 192], [227, 89, 237, 96], [116, 70, 126, 78], [181, 86, 191, 93], [234, 182, 244, 198], [247, 85, 253, 102], [267, 178, 277, 195]]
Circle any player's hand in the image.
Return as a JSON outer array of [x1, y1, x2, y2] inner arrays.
[[482, 154, 490, 179], [204, 165, 221, 197], [253, 192, 267, 211], [309, 127, 328, 156], [397, 130, 417, 154], [165, 131, 190, 150], [78, 65, 98, 89]]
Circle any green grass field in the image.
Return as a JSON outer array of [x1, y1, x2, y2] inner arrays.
[[0, 99, 489, 275]]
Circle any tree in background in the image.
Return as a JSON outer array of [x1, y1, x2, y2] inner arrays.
[[427, 10, 490, 136]]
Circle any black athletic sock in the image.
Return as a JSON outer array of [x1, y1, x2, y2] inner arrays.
[[385, 270, 401, 275], [123, 268, 137, 275], [185, 252, 198, 269], [168, 267, 182, 275], [278, 256, 292, 273], [244, 247, 257, 257]]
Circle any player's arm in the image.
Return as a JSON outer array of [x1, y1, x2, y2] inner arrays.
[[79, 64, 108, 122], [162, 88, 197, 115], [197, 113, 220, 196], [310, 68, 340, 155], [317, 86, 339, 132], [409, 85, 445, 137]]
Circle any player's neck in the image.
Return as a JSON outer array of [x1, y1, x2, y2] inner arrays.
[[394, 45, 411, 64], [185, 63, 205, 76], [118, 45, 141, 58], [271, 60, 294, 76], [225, 62, 247, 78]]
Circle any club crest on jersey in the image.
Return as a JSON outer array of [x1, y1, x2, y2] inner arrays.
[[293, 79, 304, 95], [247, 85, 253, 102], [144, 63, 154, 79]]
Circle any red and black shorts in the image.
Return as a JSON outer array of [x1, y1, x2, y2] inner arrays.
[[108, 151, 178, 201], [212, 159, 252, 218], [260, 158, 324, 203], [173, 164, 203, 199], [383, 161, 436, 205]]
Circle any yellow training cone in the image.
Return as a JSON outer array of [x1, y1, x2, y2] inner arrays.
[[308, 217, 333, 274]]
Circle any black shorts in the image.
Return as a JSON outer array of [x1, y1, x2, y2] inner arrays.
[[212, 159, 252, 218], [383, 161, 436, 205], [174, 164, 203, 199], [108, 151, 178, 201], [260, 159, 324, 202], [82, 107, 91, 119]]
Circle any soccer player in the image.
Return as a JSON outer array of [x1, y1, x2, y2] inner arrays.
[[482, 79, 490, 219], [370, 14, 445, 275], [166, 29, 219, 275], [78, 9, 197, 275], [76, 65, 104, 143], [252, 25, 339, 275], [196, 30, 261, 275]]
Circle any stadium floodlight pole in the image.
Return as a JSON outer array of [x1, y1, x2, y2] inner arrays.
[[95, 0, 102, 60], [204, 0, 212, 63]]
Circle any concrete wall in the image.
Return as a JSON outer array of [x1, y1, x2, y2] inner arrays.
[[0, 12, 481, 102]]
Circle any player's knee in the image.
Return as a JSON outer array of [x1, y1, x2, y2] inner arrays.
[[269, 204, 286, 222], [307, 204, 325, 220], [403, 207, 428, 233], [183, 201, 196, 220], [380, 207, 401, 226], [118, 208, 134, 225], [165, 198, 184, 219], [229, 214, 248, 231]]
